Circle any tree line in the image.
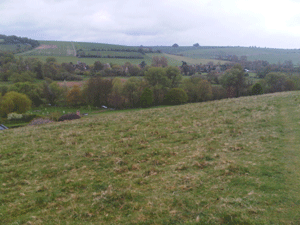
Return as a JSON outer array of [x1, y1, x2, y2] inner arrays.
[[1, 52, 300, 119]]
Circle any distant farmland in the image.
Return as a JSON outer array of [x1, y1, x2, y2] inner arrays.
[[14, 40, 300, 65]]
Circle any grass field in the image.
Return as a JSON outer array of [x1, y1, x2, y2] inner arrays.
[[150, 46, 300, 65], [1, 91, 300, 224]]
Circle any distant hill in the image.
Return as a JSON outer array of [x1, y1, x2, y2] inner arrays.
[[0, 34, 40, 53], [2, 34, 300, 65], [150, 46, 300, 65], [16, 41, 227, 66]]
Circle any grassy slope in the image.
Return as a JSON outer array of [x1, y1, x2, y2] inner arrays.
[[15, 41, 229, 66], [1, 92, 300, 224]]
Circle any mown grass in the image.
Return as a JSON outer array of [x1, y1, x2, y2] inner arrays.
[[1, 92, 300, 224]]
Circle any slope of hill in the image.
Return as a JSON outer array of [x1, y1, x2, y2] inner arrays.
[[1, 91, 300, 224], [150, 46, 300, 64], [0, 34, 40, 54]]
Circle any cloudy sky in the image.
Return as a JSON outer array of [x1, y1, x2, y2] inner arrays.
[[1, 0, 300, 48]]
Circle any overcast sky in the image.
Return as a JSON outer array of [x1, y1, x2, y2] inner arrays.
[[1, 0, 300, 48]]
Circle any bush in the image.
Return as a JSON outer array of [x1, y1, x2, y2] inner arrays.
[[7, 113, 23, 121], [251, 83, 264, 95], [0, 91, 32, 117], [58, 113, 81, 122], [48, 111, 61, 121], [21, 114, 39, 122], [164, 88, 188, 105], [140, 88, 153, 108], [211, 86, 227, 100]]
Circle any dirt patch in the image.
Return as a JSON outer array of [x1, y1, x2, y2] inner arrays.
[[36, 44, 58, 49]]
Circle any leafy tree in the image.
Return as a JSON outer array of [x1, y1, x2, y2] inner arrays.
[[42, 81, 65, 105], [108, 78, 126, 109], [46, 57, 57, 64], [9, 82, 43, 106], [152, 56, 168, 67], [83, 77, 113, 107], [66, 85, 83, 106], [251, 83, 264, 95], [172, 43, 179, 48], [193, 43, 200, 47], [264, 72, 291, 93], [42, 61, 59, 80], [220, 64, 248, 97], [164, 88, 188, 105], [128, 64, 141, 76], [139, 61, 147, 68], [122, 77, 147, 107], [0, 91, 32, 117], [140, 88, 153, 108], [145, 67, 170, 87], [181, 61, 189, 75], [11, 71, 35, 83], [165, 66, 182, 88], [93, 61, 104, 72], [181, 77, 212, 102]]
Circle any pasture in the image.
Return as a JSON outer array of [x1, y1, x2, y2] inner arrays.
[[1, 91, 300, 224]]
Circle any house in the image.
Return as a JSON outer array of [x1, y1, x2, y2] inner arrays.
[[0, 124, 8, 130]]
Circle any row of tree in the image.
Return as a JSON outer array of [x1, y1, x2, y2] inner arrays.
[[1, 62, 298, 119], [0, 34, 39, 48]]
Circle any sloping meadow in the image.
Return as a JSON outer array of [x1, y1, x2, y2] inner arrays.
[[1, 91, 300, 224]]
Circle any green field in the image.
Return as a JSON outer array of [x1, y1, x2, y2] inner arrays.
[[12, 40, 300, 65], [150, 46, 300, 64], [1, 91, 300, 224]]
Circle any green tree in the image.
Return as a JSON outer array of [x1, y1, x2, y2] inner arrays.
[[83, 77, 113, 107], [140, 88, 153, 108], [42, 81, 65, 105], [164, 88, 188, 105], [66, 85, 83, 106], [0, 91, 32, 117], [251, 83, 264, 95], [220, 64, 248, 97], [9, 82, 43, 106], [122, 77, 147, 107], [11, 71, 35, 83], [181, 77, 212, 102], [165, 66, 182, 88], [145, 67, 170, 87], [263, 72, 294, 93]]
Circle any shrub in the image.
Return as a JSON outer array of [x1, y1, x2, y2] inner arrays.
[[0, 91, 32, 117], [140, 88, 153, 108], [58, 113, 81, 122], [164, 88, 188, 105], [48, 111, 61, 121], [251, 83, 264, 95], [7, 113, 23, 121], [67, 85, 83, 106], [211, 86, 227, 100], [21, 114, 39, 122]]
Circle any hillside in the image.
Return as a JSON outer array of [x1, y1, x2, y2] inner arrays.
[[150, 46, 300, 65], [16, 41, 227, 66], [1, 91, 300, 224], [0, 34, 39, 54]]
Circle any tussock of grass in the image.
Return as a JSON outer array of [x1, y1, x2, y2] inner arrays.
[[1, 92, 300, 224]]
